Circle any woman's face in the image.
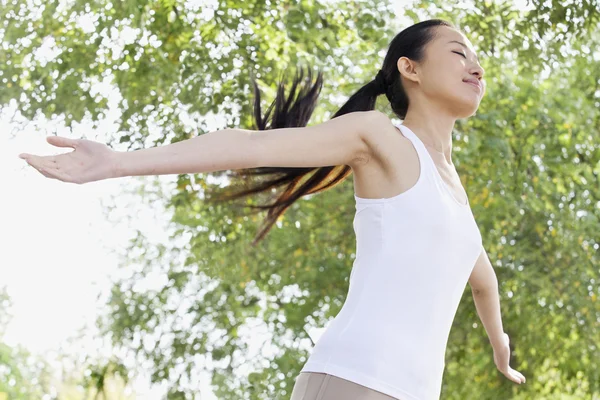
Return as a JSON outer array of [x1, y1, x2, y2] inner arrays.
[[400, 26, 486, 118]]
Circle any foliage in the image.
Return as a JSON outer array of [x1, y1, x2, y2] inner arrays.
[[0, 287, 55, 399], [2, 0, 599, 399]]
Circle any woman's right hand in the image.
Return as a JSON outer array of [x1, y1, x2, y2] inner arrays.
[[19, 136, 119, 184], [493, 333, 526, 385]]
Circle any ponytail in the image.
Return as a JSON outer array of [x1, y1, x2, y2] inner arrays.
[[204, 66, 381, 246], [204, 19, 454, 246]]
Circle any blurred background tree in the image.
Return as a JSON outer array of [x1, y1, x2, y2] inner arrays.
[[2, 0, 599, 399], [0, 289, 134, 399], [0, 287, 55, 399]]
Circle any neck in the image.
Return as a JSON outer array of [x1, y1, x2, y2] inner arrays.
[[401, 107, 456, 164]]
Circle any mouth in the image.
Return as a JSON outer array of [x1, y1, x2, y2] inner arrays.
[[463, 80, 481, 92]]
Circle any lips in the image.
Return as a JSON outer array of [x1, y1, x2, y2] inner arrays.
[[463, 79, 481, 92]]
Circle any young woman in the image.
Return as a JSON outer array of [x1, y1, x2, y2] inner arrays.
[[19, 18, 526, 400]]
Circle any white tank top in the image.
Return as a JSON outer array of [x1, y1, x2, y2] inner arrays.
[[300, 123, 483, 400]]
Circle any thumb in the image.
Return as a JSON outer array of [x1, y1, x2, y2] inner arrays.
[[47, 135, 79, 148]]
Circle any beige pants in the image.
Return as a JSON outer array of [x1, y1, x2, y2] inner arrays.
[[289, 372, 399, 400]]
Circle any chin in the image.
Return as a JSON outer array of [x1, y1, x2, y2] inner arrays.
[[451, 101, 480, 119]]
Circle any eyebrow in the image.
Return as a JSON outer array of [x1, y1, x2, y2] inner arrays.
[[448, 40, 480, 63]]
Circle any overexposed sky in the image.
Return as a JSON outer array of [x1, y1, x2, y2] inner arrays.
[[0, 99, 221, 398]]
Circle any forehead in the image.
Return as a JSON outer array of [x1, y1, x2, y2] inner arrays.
[[433, 26, 475, 50], [431, 26, 478, 58]]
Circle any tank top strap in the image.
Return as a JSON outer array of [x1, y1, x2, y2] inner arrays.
[[395, 123, 471, 208], [394, 123, 435, 176]]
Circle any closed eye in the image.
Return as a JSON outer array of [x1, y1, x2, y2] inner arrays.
[[452, 51, 467, 58]]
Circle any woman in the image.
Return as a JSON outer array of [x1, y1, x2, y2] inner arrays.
[[19, 19, 526, 400]]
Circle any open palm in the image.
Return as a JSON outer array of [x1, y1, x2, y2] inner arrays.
[[19, 136, 118, 184]]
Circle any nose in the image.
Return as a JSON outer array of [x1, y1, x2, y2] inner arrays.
[[470, 63, 485, 81]]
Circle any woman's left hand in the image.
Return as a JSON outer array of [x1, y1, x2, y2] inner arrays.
[[493, 333, 526, 384]]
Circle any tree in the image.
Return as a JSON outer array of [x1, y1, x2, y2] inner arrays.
[[0, 289, 132, 400], [0, 287, 55, 399], [2, 0, 599, 398]]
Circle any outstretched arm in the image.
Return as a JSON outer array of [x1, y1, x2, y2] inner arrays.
[[468, 246, 526, 385], [19, 110, 383, 184], [113, 110, 379, 177]]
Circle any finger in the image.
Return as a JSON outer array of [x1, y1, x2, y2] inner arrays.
[[30, 160, 62, 181], [25, 155, 54, 171], [20, 153, 77, 183], [31, 162, 53, 179], [509, 369, 525, 384], [39, 168, 55, 179], [25, 156, 59, 179], [47, 135, 79, 149], [32, 158, 78, 183], [506, 371, 520, 384]]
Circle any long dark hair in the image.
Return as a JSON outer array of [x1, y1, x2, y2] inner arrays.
[[205, 19, 455, 246]]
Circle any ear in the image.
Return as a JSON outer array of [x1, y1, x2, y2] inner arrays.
[[397, 56, 420, 84]]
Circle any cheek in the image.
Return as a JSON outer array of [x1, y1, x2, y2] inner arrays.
[[421, 67, 450, 93], [425, 71, 463, 98], [421, 62, 462, 92]]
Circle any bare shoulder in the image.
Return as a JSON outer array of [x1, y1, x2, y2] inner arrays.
[[358, 111, 415, 170], [352, 111, 420, 200]]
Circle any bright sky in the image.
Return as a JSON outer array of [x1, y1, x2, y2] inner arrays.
[[0, 100, 220, 398]]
